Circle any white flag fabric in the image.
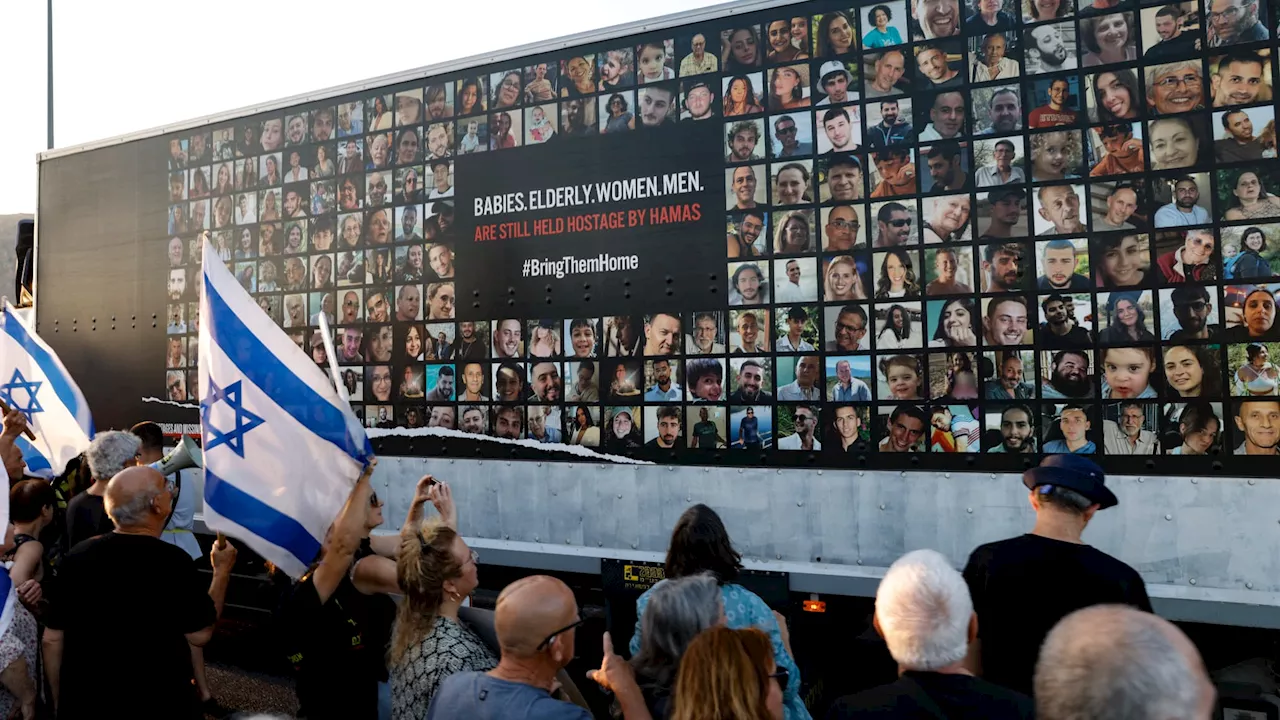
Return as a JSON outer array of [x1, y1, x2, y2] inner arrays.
[[198, 243, 373, 578], [0, 301, 94, 477]]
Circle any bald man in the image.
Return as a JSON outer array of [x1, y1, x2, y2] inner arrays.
[[44, 466, 238, 719], [1035, 605, 1216, 719], [428, 575, 649, 719]]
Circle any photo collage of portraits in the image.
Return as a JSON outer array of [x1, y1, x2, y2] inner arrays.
[[162, 0, 1280, 464]]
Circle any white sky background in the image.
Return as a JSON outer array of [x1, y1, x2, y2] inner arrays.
[[0, 0, 729, 215]]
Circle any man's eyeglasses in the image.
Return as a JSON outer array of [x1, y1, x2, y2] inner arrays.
[[536, 618, 585, 650], [829, 219, 860, 230]]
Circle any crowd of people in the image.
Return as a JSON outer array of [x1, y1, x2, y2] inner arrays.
[[0, 406, 1221, 719]]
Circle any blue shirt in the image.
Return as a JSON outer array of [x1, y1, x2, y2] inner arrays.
[[644, 383, 682, 401], [427, 673, 590, 720], [632, 582, 812, 720], [740, 416, 760, 444], [1042, 439, 1096, 454], [831, 379, 872, 402], [863, 27, 903, 48]]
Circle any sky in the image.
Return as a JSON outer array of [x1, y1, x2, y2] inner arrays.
[[0, 0, 730, 215]]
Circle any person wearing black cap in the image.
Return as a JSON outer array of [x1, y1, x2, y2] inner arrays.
[[961, 454, 1151, 697], [978, 188, 1024, 240]]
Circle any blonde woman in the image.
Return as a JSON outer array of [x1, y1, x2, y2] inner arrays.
[[390, 479, 496, 716], [824, 255, 868, 300]]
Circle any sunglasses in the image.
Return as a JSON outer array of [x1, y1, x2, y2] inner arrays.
[[770, 667, 790, 689], [536, 618, 585, 650]]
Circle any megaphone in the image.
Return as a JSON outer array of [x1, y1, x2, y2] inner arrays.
[[149, 435, 203, 476]]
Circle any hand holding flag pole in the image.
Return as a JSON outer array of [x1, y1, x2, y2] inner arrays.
[[0, 400, 36, 441]]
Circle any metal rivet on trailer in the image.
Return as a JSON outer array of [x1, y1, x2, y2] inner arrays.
[[858, 471, 864, 476], [472, 290, 479, 297], [536, 462, 542, 467], [631, 542, 638, 549], [879, 504, 886, 511], [703, 467, 710, 473], [544, 285, 552, 293], [856, 559, 863, 565], [1189, 578, 1197, 585], [624, 292, 631, 299], [507, 287, 515, 295], [507, 299, 515, 306], [776, 554, 782, 560], [565, 538, 571, 544], [816, 469, 823, 476], [708, 273, 717, 280], [616, 493, 622, 499], [545, 298, 552, 304], [796, 501, 803, 507], [1191, 478, 1197, 484], [668, 466, 674, 472], [1247, 582, 1254, 589], [1138, 477, 1144, 483], [583, 294, 591, 301], [686, 496, 692, 502], [534, 535, 540, 542], [944, 472, 951, 478], [597, 541, 603, 547], [1164, 514, 1173, 521], [738, 468, 744, 474], [709, 285, 718, 293], [665, 288, 673, 296], [776, 469, 782, 475], [966, 507, 973, 513], [665, 275, 673, 284], [1249, 479, 1257, 486], [151, 314, 156, 319]]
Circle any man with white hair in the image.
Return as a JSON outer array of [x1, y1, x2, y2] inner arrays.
[[827, 549, 1033, 717], [962, 455, 1151, 696], [1035, 605, 1216, 720], [65, 430, 141, 548]]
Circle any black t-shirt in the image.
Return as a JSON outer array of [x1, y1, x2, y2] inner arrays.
[[962, 534, 1152, 696], [65, 491, 114, 549], [282, 542, 395, 720], [826, 671, 1033, 719], [46, 533, 214, 720]]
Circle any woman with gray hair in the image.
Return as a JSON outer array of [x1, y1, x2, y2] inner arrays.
[[66, 430, 141, 548], [623, 572, 723, 719]]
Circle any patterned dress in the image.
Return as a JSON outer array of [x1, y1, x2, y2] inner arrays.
[[390, 615, 497, 720], [0, 604, 37, 718]]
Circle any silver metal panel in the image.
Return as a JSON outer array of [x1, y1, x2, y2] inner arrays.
[[369, 456, 1280, 627], [37, 0, 805, 161]]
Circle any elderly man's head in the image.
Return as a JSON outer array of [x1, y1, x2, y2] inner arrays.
[[874, 548, 975, 671], [105, 466, 172, 531], [493, 575, 581, 671], [85, 430, 142, 482], [1035, 605, 1215, 720]]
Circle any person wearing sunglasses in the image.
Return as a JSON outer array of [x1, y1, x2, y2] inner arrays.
[[631, 505, 809, 719], [390, 478, 497, 715], [828, 549, 1032, 718], [427, 574, 651, 719]]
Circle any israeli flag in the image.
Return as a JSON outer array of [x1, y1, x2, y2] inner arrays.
[[0, 301, 95, 477], [0, 472, 14, 640], [198, 243, 373, 578]]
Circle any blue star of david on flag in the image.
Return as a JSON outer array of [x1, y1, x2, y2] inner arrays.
[[0, 369, 43, 422], [201, 378, 265, 458]]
